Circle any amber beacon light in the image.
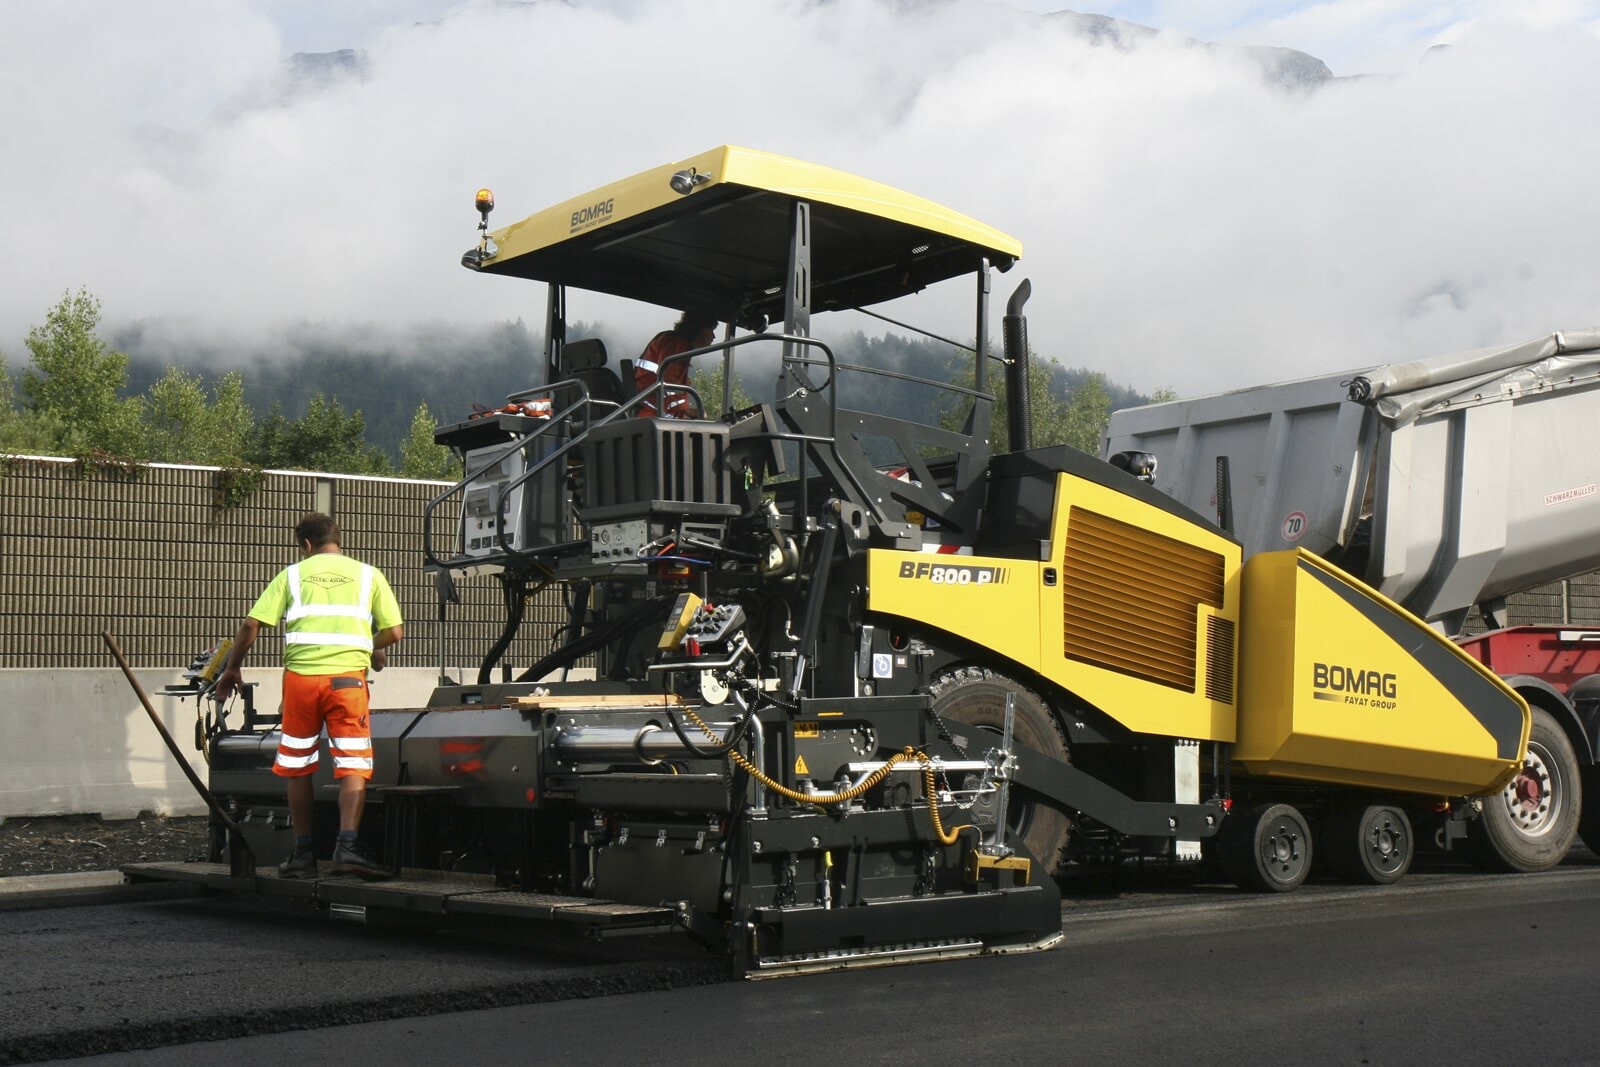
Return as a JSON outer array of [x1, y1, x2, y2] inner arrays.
[[473, 187, 497, 260]]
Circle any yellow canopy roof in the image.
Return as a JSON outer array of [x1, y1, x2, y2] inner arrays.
[[465, 145, 1021, 318]]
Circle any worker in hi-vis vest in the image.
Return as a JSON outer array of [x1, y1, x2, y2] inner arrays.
[[215, 512, 404, 880]]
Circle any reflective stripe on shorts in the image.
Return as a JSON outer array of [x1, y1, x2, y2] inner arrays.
[[274, 729, 321, 772], [332, 732, 374, 773], [273, 671, 374, 780]]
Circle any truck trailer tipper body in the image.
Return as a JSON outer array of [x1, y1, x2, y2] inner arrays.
[[128, 147, 1534, 973], [1105, 333, 1600, 872]]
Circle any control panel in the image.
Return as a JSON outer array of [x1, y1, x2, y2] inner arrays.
[[460, 443, 523, 557], [591, 520, 650, 563]]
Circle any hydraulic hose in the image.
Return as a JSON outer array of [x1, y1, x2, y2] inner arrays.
[[516, 594, 673, 682], [477, 573, 529, 684], [679, 707, 976, 847], [667, 700, 755, 760], [922, 761, 978, 847]]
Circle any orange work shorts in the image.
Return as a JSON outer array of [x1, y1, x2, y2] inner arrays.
[[272, 670, 373, 780]]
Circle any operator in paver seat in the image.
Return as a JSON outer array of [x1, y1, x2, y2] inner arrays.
[[634, 310, 716, 417], [214, 512, 404, 881]]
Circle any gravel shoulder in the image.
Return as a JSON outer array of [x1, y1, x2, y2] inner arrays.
[[0, 813, 212, 878]]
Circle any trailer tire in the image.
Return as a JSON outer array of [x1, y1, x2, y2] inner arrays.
[[1219, 802, 1312, 893], [1580, 765, 1600, 855], [927, 667, 1072, 878], [1467, 706, 1580, 873], [1324, 803, 1412, 885]]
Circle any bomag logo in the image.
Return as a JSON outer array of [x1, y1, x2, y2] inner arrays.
[[304, 573, 354, 588], [1312, 662, 1398, 708], [570, 197, 615, 232], [896, 561, 1009, 585]]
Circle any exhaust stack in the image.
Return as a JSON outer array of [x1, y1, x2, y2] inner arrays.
[[1003, 279, 1033, 452]]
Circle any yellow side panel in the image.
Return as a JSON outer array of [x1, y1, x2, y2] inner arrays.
[[869, 471, 1243, 744], [1235, 550, 1528, 796], [867, 553, 1042, 669]]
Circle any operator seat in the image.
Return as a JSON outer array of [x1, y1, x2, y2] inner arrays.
[[560, 339, 628, 407]]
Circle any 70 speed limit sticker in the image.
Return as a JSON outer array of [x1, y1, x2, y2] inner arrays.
[[1281, 511, 1308, 542]]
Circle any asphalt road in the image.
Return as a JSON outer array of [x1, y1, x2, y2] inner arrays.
[[13, 854, 1600, 1065]]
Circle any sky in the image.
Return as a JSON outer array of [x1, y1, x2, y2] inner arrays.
[[5, 0, 1600, 399]]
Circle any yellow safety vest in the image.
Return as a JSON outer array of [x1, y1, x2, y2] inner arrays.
[[283, 559, 376, 656]]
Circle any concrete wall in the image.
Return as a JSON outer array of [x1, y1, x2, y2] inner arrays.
[[0, 668, 444, 822]]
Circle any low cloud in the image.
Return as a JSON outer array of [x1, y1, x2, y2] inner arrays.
[[5, 0, 1600, 398]]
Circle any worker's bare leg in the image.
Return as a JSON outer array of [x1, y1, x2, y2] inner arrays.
[[289, 776, 366, 837], [286, 774, 314, 838], [337, 775, 367, 834]]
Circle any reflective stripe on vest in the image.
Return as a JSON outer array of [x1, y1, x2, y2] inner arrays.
[[282, 562, 375, 652], [635, 358, 660, 374]]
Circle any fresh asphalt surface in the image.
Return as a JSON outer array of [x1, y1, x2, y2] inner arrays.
[[9, 851, 1600, 1065]]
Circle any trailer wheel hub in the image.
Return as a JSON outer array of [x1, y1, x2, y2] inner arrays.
[[1503, 743, 1556, 834], [1514, 772, 1543, 810]]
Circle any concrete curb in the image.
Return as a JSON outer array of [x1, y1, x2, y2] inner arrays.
[[0, 870, 200, 910]]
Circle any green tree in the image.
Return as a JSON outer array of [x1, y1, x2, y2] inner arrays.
[[398, 402, 458, 480], [0, 355, 64, 453], [939, 348, 1090, 452], [246, 402, 292, 469], [691, 360, 756, 415], [247, 394, 392, 475], [1060, 374, 1112, 454], [937, 350, 1116, 455], [134, 367, 254, 465], [1005, 359, 1074, 450], [14, 289, 142, 454]]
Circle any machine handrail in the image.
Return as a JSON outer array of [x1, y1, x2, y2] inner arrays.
[[426, 326, 984, 572], [421, 378, 596, 569]]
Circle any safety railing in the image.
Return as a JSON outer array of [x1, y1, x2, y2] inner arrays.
[[422, 328, 993, 572]]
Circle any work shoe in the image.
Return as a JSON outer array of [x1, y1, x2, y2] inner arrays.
[[331, 838, 394, 881], [277, 844, 318, 879]]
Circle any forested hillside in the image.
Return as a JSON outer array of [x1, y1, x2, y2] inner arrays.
[[119, 323, 1164, 459], [118, 319, 548, 459], [2, 290, 1172, 477]]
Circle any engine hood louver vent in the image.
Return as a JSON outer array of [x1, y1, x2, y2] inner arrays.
[[1061, 507, 1225, 692]]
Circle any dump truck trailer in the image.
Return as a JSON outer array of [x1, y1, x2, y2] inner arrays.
[[128, 147, 1530, 973], [1105, 332, 1600, 871]]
